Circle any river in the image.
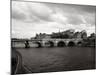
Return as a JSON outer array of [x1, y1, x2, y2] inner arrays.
[[16, 47, 95, 73]]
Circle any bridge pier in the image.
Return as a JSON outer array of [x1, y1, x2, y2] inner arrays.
[[41, 41, 46, 47]]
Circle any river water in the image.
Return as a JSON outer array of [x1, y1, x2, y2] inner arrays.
[[16, 47, 95, 73]]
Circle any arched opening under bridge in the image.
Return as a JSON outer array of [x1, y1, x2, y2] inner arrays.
[[57, 41, 66, 47], [45, 41, 54, 47], [77, 41, 82, 46], [68, 41, 75, 47], [35, 42, 42, 48]]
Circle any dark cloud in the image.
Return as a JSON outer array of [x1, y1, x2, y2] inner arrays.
[[29, 9, 52, 22], [84, 14, 96, 25], [12, 10, 26, 20], [45, 2, 96, 14], [66, 15, 84, 25], [12, 1, 96, 25], [12, 1, 53, 23], [79, 5, 96, 13], [44, 2, 96, 25]]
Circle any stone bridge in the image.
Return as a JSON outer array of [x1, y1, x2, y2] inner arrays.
[[12, 38, 83, 48]]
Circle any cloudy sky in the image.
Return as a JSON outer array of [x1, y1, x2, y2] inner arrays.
[[11, 0, 96, 38]]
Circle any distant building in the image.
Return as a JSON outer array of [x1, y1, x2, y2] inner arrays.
[[87, 33, 96, 46], [60, 29, 75, 39], [43, 35, 51, 39], [73, 30, 87, 39], [74, 32, 82, 39], [31, 29, 88, 40], [90, 33, 96, 39], [34, 33, 51, 39], [81, 30, 87, 39]]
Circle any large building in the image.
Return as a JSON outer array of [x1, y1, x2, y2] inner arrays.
[[81, 30, 87, 39], [34, 33, 51, 39], [31, 29, 88, 40], [74, 32, 82, 39], [51, 29, 75, 39]]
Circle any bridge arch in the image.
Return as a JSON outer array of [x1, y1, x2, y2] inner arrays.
[[48, 41, 54, 47], [77, 41, 83, 46], [45, 41, 54, 47], [67, 41, 75, 46], [35, 42, 42, 48], [57, 41, 66, 47]]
